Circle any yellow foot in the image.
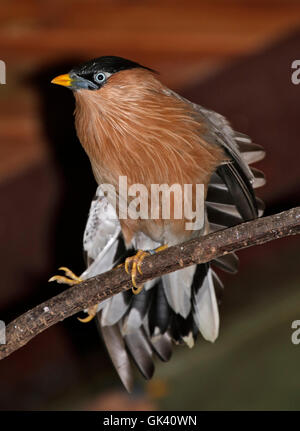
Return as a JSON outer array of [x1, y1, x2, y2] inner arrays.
[[48, 266, 83, 286], [49, 267, 97, 323], [125, 250, 149, 295], [77, 304, 99, 323], [125, 245, 168, 295]]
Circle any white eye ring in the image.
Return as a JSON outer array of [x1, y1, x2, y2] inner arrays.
[[94, 72, 106, 84]]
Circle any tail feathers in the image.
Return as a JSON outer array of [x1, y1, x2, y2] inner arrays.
[[149, 333, 172, 362], [207, 204, 243, 227], [235, 133, 265, 165], [98, 319, 134, 393], [217, 163, 258, 221], [169, 311, 196, 348], [101, 290, 132, 326], [207, 201, 241, 218], [162, 265, 196, 318], [192, 264, 220, 342], [211, 270, 224, 304], [122, 287, 153, 335], [124, 328, 154, 380], [148, 281, 170, 336], [251, 167, 266, 189], [207, 181, 234, 205], [99, 261, 222, 391], [212, 253, 239, 274], [209, 222, 227, 233], [256, 197, 265, 217]]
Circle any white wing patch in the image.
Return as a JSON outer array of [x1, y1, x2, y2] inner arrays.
[[83, 186, 121, 262], [79, 186, 122, 313], [193, 267, 219, 342]]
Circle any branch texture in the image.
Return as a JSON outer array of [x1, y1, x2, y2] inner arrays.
[[1, 207, 299, 360]]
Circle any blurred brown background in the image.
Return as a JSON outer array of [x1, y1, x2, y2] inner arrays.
[[0, 0, 300, 410]]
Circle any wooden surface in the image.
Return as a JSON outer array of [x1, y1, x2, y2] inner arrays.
[[0, 0, 300, 183]]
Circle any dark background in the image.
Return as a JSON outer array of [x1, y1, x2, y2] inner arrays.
[[0, 0, 299, 410]]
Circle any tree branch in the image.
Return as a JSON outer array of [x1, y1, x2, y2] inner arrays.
[[1, 207, 299, 360]]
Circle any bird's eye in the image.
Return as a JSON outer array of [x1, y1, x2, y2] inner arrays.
[[94, 72, 106, 84]]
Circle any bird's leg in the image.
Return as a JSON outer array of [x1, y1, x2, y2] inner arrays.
[[125, 245, 168, 295], [49, 267, 97, 323]]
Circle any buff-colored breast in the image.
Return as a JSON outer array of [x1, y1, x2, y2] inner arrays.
[[74, 69, 225, 245]]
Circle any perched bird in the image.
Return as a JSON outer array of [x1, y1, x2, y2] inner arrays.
[[51, 56, 265, 392]]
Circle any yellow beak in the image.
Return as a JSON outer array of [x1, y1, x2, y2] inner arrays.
[[51, 73, 72, 87]]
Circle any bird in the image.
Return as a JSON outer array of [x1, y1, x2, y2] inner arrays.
[[50, 56, 266, 392]]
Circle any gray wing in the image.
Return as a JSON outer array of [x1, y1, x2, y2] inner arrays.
[[165, 89, 265, 182], [164, 89, 265, 220]]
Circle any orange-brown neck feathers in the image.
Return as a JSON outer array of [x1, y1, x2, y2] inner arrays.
[[74, 68, 225, 189]]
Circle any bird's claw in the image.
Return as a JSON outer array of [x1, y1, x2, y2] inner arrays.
[[125, 250, 149, 295], [48, 266, 83, 286], [124, 245, 168, 295], [49, 267, 98, 323], [77, 304, 99, 323]]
